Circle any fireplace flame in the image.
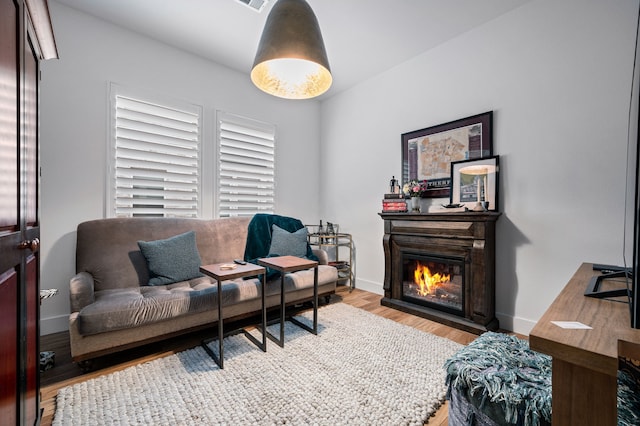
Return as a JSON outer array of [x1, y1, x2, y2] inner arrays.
[[413, 263, 451, 296]]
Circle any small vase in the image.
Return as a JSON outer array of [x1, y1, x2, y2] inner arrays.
[[411, 196, 421, 212]]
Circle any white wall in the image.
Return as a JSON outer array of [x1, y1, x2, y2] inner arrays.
[[41, 0, 639, 337], [39, 2, 323, 334], [320, 0, 639, 334]]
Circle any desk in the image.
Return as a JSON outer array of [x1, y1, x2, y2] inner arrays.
[[258, 255, 318, 347], [199, 262, 266, 369], [529, 262, 640, 425]]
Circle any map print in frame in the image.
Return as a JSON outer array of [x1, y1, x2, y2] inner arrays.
[[401, 111, 493, 198]]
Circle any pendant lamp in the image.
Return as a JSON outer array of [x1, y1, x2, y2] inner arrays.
[[251, 0, 332, 99]]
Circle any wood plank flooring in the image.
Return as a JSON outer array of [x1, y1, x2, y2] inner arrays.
[[39, 286, 480, 425]]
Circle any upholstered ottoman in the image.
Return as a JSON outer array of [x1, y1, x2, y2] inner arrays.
[[618, 344, 640, 426], [444, 332, 552, 426]]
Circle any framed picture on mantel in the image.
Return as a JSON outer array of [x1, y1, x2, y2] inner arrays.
[[401, 111, 493, 198], [450, 156, 499, 211]]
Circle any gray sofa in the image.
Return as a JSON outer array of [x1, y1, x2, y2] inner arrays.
[[69, 216, 338, 365]]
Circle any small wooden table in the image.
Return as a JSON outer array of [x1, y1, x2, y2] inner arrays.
[[257, 255, 319, 347], [199, 262, 266, 369], [529, 262, 640, 425]]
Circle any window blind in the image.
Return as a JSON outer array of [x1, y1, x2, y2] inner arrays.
[[110, 88, 202, 218], [218, 112, 275, 217]]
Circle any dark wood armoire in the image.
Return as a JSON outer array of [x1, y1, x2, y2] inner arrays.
[[0, 0, 56, 424]]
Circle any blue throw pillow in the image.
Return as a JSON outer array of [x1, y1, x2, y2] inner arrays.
[[268, 224, 308, 257], [138, 231, 203, 286]]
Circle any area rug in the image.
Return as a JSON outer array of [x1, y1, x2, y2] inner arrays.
[[53, 303, 463, 425]]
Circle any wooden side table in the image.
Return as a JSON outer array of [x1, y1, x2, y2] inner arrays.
[[199, 262, 266, 369], [257, 255, 318, 347]]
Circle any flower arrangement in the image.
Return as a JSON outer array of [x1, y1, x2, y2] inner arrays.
[[402, 180, 428, 197]]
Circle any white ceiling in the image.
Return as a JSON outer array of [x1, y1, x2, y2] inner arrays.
[[53, 0, 532, 98]]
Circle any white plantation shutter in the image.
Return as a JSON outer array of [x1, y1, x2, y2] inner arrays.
[[218, 112, 275, 217], [108, 86, 202, 218]]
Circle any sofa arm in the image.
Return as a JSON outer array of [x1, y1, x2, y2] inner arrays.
[[70, 271, 95, 312], [312, 249, 329, 265]]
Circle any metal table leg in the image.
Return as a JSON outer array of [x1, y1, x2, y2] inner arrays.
[[244, 273, 267, 352], [266, 271, 287, 347], [290, 266, 318, 334], [202, 278, 224, 368]]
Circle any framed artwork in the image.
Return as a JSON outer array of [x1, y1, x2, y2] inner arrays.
[[450, 156, 499, 211], [401, 111, 493, 198]]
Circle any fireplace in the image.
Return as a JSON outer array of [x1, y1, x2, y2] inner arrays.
[[379, 211, 500, 334], [402, 255, 464, 316]]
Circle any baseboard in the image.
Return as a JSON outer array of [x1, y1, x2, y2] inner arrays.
[[40, 314, 69, 335], [353, 278, 383, 295], [495, 312, 537, 336], [39, 287, 537, 337]]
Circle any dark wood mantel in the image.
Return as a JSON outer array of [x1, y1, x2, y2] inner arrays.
[[379, 211, 501, 334], [379, 211, 502, 221]]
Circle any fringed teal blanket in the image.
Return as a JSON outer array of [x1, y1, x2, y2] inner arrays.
[[444, 332, 552, 426], [618, 355, 640, 426]]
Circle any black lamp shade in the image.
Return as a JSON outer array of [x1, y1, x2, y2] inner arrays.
[[251, 0, 332, 99]]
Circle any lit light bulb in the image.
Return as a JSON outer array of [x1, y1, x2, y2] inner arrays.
[[251, 57, 332, 99]]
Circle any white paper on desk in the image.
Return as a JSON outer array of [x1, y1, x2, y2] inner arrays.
[[551, 321, 593, 329]]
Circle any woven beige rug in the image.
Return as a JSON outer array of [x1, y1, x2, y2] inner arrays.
[[53, 303, 463, 425]]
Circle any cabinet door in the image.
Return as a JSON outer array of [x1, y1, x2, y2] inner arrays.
[[24, 30, 41, 426], [0, 0, 41, 424], [0, 273, 18, 426], [0, 0, 21, 423]]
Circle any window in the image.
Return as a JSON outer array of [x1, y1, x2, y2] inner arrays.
[[108, 85, 202, 218], [217, 112, 275, 217]]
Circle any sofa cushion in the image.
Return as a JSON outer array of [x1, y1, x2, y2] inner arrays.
[[76, 276, 219, 336], [75, 265, 339, 336], [138, 231, 203, 286], [268, 224, 308, 257]]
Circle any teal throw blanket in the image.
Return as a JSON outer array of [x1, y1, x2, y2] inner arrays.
[[243, 214, 317, 280]]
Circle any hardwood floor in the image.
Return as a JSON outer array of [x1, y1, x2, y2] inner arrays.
[[39, 286, 480, 425]]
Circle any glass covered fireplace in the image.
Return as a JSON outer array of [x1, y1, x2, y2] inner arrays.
[[402, 254, 464, 316], [380, 211, 500, 333]]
